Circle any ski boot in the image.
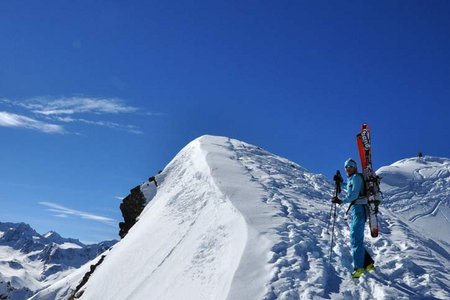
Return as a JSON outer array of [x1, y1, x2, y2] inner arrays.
[[365, 263, 376, 272], [351, 268, 366, 278]]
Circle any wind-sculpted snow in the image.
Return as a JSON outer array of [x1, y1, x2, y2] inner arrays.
[[378, 156, 450, 250], [77, 136, 248, 300], [32, 136, 450, 300]]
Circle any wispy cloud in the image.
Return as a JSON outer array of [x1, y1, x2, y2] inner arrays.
[[55, 116, 143, 134], [39, 201, 117, 226], [0, 96, 160, 134], [0, 111, 65, 134], [24, 97, 139, 115]]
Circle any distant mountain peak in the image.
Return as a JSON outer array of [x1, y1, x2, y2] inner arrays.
[[43, 230, 59, 238], [0, 221, 117, 299]]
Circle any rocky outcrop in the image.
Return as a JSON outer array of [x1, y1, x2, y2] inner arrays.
[[118, 185, 147, 239], [118, 173, 161, 239], [70, 254, 107, 299]]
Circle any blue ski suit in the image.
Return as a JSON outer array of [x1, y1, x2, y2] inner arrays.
[[341, 173, 371, 270]]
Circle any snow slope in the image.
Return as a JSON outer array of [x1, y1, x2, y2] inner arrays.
[[378, 156, 450, 252], [33, 136, 450, 300]]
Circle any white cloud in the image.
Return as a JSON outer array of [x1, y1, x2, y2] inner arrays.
[[0, 96, 161, 134], [26, 97, 139, 115], [54, 116, 143, 134], [0, 111, 65, 134], [39, 201, 117, 226], [54, 214, 70, 218]]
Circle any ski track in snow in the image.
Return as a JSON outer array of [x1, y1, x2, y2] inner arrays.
[[409, 199, 443, 223], [379, 157, 450, 251], [228, 139, 337, 299], [228, 140, 450, 299]]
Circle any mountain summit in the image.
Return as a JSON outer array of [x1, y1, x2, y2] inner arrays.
[[33, 136, 450, 299]]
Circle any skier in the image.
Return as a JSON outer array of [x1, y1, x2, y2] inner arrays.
[[332, 158, 375, 278]]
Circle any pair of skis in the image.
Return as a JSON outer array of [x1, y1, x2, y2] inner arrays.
[[356, 123, 382, 238]]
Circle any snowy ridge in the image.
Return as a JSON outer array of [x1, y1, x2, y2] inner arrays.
[[32, 136, 450, 299], [78, 136, 251, 300], [227, 139, 335, 299]]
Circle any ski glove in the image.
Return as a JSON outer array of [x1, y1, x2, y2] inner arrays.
[[332, 197, 343, 205]]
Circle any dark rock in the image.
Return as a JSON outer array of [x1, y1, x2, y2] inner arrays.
[[119, 185, 147, 238]]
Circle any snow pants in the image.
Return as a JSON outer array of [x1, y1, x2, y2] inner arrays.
[[350, 205, 374, 269]]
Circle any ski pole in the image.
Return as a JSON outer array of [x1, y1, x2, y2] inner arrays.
[[326, 202, 333, 233], [327, 170, 342, 232], [329, 202, 337, 261], [329, 170, 343, 262]]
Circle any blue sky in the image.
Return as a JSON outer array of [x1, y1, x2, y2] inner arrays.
[[1, 1, 449, 243]]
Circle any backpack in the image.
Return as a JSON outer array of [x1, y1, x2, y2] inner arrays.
[[356, 173, 367, 197]]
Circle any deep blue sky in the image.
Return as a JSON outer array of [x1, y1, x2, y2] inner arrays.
[[1, 1, 449, 243]]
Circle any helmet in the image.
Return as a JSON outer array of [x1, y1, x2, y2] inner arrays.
[[344, 158, 357, 169]]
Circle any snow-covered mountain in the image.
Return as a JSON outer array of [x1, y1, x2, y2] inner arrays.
[[378, 156, 450, 252], [32, 136, 450, 300], [0, 222, 116, 299]]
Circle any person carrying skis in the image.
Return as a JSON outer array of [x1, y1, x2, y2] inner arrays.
[[332, 158, 375, 278]]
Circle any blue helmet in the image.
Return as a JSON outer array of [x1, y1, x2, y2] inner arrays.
[[344, 158, 357, 169]]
